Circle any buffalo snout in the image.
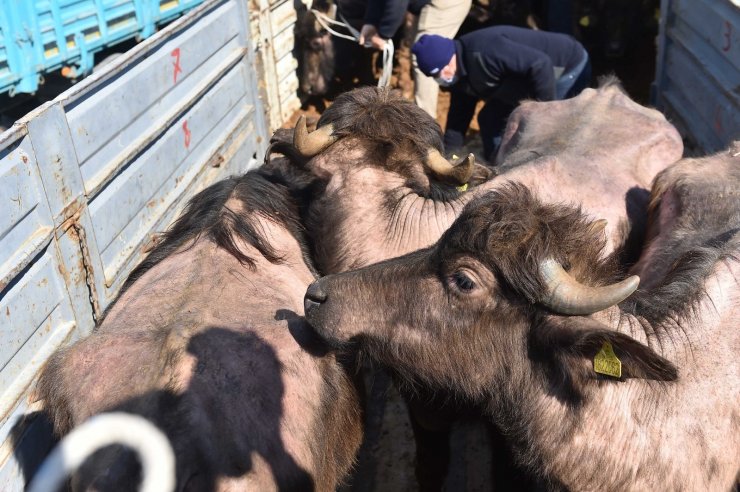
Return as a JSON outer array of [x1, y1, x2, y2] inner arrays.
[[304, 280, 327, 313], [303, 278, 360, 350]]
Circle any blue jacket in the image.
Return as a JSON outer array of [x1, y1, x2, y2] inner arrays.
[[454, 25, 585, 102]]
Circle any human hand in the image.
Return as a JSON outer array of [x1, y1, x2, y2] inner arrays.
[[359, 24, 386, 50]]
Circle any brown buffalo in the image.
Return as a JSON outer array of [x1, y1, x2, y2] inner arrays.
[[304, 147, 740, 490], [36, 169, 363, 491]]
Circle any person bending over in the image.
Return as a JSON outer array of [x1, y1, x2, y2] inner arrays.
[[412, 25, 591, 161]]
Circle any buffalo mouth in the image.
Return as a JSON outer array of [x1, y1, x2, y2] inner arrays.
[[303, 280, 364, 352]]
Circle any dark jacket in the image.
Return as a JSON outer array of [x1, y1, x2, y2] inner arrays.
[[454, 25, 585, 102], [364, 0, 430, 38], [338, 0, 430, 39]]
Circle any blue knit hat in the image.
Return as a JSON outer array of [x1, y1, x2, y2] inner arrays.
[[412, 34, 455, 77]]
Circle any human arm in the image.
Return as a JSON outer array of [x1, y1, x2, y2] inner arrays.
[[360, 0, 410, 48]]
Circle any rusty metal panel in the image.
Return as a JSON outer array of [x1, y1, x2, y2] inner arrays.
[[654, 0, 740, 152], [0, 126, 87, 491], [0, 130, 54, 294], [52, 0, 265, 311], [250, 0, 299, 130], [272, 23, 295, 60], [276, 50, 299, 82], [270, 0, 296, 35]]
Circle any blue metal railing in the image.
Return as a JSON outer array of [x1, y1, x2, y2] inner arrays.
[[0, 0, 204, 97]]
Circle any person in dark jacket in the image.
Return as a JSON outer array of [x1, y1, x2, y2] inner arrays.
[[334, 0, 430, 86], [357, 0, 432, 49], [412, 25, 591, 160]]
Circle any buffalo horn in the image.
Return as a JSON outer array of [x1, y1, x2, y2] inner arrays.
[[293, 115, 337, 157], [538, 257, 639, 315], [425, 149, 475, 186]]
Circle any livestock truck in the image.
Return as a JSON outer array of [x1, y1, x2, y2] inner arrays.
[[0, 0, 737, 489]]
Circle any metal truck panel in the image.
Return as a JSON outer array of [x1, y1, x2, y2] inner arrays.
[[0, 126, 87, 491], [654, 0, 740, 152], [0, 131, 55, 295], [89, 64, 256, 289], [249, 0, 300, 130], [0, 0, 206, 96], [0, 0, 268, 487], [67, 1, 242, 191]]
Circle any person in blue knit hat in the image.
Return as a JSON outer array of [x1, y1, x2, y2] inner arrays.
[[412, 26, 591, 161]]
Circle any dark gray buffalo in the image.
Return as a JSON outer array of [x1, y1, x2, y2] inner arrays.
[[296, 0, 335, 101], [304, 147, 740, 490], [36, 169, 363, 491]]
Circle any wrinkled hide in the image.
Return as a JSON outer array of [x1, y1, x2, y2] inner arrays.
[[305, 151, 740, 490], [37, 170, 363, 491]]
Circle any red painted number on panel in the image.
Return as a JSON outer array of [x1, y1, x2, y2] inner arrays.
[[722, 21, 732, 52], [183, 120, 191, 149], [171, 48, 183, 83]]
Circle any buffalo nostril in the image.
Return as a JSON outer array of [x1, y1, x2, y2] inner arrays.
[[305, 282, 327, 315], [306, 281, 327, 303]]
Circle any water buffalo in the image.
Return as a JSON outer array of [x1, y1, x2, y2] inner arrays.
[[272, 82, 681, 488], [304, 147, 740, 490], [296, 0, 336, 102], [36, 169, 363, 491], [287, 83, 681, 275]]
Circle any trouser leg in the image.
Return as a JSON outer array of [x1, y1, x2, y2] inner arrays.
[[566, 56, 592, 98], [554, 49, 591, 99], [477, 99, 514, 161], [333, 37, 375, 90], [413, 0, 472, 118], [443, 90, 478, 154]]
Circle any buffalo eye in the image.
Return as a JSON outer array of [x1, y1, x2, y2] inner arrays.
[[450, 271, 476, 292]]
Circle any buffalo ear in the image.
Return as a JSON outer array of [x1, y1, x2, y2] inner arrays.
[[530, 316, 678, 403], [469, 163, 495, 186]]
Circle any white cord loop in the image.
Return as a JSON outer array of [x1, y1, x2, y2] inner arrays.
[[28, 412, 176, 492], [309, 9, 393, 87]]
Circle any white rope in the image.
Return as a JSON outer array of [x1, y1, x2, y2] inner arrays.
[[309, 9, 393, 88], [311, 9, 359, 42], [28, 412, 176, 492], [378, 39, 394, 88]]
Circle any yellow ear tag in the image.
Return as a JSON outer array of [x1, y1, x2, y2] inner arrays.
[[594, 341, 622, 378], [456, 183, 468, 192], [579, 15, 590, 27]]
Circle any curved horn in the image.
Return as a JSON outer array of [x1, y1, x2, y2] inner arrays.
[[293, 115, 337, 157], [425, 149, 475, 186], [538, 257, 639, 315]]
